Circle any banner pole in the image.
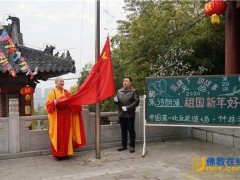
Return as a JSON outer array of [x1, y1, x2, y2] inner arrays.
[[95, 0, 101, 159], [142, 95, 147, 157]]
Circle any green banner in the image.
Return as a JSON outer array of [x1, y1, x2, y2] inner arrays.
[[146, 75, 240, 125]]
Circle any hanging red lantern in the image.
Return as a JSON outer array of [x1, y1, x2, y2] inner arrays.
[[204, 0, 227, 25], [20, 85, 35, 100]]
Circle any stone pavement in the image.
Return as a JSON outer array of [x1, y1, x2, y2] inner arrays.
[[1, 139, 240, 180]]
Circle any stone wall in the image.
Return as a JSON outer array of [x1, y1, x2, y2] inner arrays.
[[192, 127, 240, 149], [0, 117, 8, 153], [0, 98, 191, 159]]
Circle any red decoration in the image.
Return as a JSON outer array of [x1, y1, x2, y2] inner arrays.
[[20, 85, 35, 100], [204, 0, 227, 25], [57, 37, 115, 112]]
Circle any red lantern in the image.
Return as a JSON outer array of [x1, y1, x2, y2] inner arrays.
[[20, 85, 35, 100], [204, 0, 227, 25]]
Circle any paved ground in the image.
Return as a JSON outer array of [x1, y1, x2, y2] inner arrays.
[[1, 139, 240, 180]]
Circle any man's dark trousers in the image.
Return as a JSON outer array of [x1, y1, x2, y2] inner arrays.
[[119, 116, 135, 148]]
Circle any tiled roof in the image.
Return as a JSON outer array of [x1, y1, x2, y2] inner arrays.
[[0, 16, 77, 81], [19, 46, 76, 80], [0, 45, 76, 80]]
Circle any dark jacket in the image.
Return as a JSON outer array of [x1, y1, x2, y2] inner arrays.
[[115, 87, 140, 117]]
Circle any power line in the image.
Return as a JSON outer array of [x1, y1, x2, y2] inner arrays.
[[169, 14, 207, 38], [79, 0, 85, 69], [114, 14, 207, 71]]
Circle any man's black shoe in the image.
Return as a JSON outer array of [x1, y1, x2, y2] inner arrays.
[[130, 147, 135, 153], [118, 146, 127, 151]]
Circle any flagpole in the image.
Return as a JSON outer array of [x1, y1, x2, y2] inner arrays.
[[95, 0, 101, 159]]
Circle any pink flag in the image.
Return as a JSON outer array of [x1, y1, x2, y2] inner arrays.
[[0, 30, 10, 41]]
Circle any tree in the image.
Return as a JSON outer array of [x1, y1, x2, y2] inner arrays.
[[69, 85, 78, 95], [152, 44, 207, 77], [111, 0, 225, 95], [77, 63, 93, 87], [34, 104, 47, 115]]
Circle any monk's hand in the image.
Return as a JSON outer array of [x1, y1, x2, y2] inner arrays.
[[54, 99, 57, 106]]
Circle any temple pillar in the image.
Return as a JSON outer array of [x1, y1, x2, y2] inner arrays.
[[225, 1, 240, 74], [8, 99, 20, 153]]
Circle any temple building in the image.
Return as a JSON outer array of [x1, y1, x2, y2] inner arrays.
[[0, 16, 76, 117]]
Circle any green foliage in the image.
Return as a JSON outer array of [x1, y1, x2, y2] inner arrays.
[[152, 44, 207, 77], [74, 0, 225, 112], [70, 85, 78, 95], [77, 63, 93, 87], [34, 104, 47, 115], [112, 0, 225, 95]]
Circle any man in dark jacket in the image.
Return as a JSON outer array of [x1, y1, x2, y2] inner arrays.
[[114, 77, 140, 153]]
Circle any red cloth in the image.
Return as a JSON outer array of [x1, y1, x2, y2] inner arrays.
[[46, 89, 86, 157], [46, 101, 55, 113], [58, 37, 115, 110], [50, 107, 86, 157], [51, 107, 71, 157]]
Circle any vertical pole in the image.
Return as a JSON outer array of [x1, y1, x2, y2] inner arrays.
[[142, 95, 146, 157], [95, 0, 101, 159], [225, 1, 239, 74]]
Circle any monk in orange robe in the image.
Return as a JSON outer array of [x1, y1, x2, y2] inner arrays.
[[45, 77, 86, 160]]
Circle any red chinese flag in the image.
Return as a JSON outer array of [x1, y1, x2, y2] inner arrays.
[[58, 37, 115, 110]]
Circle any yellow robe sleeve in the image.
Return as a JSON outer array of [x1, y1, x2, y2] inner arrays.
[[45, 89, 58, 151]]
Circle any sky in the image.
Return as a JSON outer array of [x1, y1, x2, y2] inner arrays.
[[1, 0, 126, 94]]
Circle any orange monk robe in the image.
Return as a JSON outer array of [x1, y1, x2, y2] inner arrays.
[[45, 87, 86, 157]]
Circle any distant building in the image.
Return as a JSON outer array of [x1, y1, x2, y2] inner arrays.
[[44, 88, 52, 100], [34, 88, 43, 109], [33, 88, 53, 109]]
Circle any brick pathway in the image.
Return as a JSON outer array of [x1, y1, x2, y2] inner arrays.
[[0, 139, 240, 180]]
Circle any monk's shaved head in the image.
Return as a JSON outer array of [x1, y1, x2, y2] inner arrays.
[[55, 77, 63, 84]]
